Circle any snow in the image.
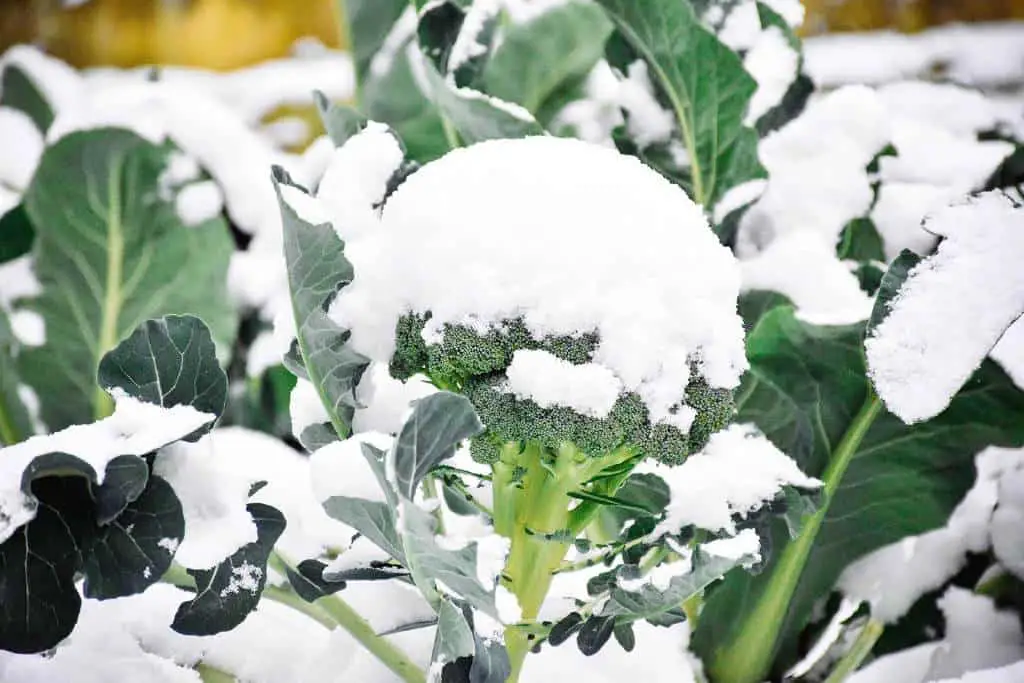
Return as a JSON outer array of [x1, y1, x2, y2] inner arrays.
[[876, 82, 1002, 137], [309, 432, 396, 504], [448, 0, 499, 72], [643, 424, 820, 536], [702, 528, 763, 561], [0, 392, 214, 545], [174, 180, 223, 227], [315, 122, 406, 243], [740, 231, 874, 325], [933, 662, 1024, 683], [805, 22, 1024, 89], [504, 349, 622, 418], [991, 464, 1024, 579], [865, 192, 1024, 423], [991, 317, 1024, 390], [330, 135, 748, 431], [928, 588, 1024, 680], [619, 60, 676, 149], [499, 0, 573, 24], [743, 27, 800, 125], [0, 107, 43, 189], [368, 7, 418, 80], [289, 378, 332, 440], [9, 309, 45, 347], [351, 365, 438, 435]]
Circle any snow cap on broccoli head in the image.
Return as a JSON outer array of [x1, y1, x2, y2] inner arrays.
[[328, 134, 747, 464]]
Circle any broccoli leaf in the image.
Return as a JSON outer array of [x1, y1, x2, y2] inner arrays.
[[97, 314, 228, 441], [91, 454, 150, 524], [389, 391, 484, 499], [322, 497, 406, 564], [0, 310, 32, 445], [481, 3, 613, 114], [342, 0, 410, 82], [273, 168, 370, 439], [81, 474, 184, 600], [694, 307, 1024, 678], [430, 599, 476, 676], [285, 559, 347, 601], [867, 249, 922, 335], [172, 503, 286, 635], [0, 64, 53, 133], [595, 0, 765, 208], [18, 129, 236, 431], [314, 91, 368, 147], [0, 204, 33, 265]]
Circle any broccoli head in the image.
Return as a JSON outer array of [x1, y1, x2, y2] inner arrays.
[[388, 312, 734, 465]]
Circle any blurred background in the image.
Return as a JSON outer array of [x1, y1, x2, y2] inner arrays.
[[0, 0, 1023, 71]]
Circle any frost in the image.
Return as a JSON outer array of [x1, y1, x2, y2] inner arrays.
[[865, 192, 1024, 423], [505, 350, 622, 418], [0, 393, 214, 544], [330, 135, 747, 430], [645, 424, 820, 536]]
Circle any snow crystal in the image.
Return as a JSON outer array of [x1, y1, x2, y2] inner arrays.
[[644, 424, 820, 536], [175, 180, 223, 227], [352, 366, 438, 435], [743, 27, 799, 125], [740, 231, 873, 325], [0, 107, 43, 190], [505, 349, 622, 418], [839, 447, 1024, 623], [0, 393, 214, 544], [330, 135, 747, 430], [316, 122, 406, 243], [865, 192, 1024, 424], [309, 432, 395, 504], [220, 562, 263, 598]]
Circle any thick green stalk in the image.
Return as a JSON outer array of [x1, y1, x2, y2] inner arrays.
[[196, 663, 236, 683], [823, 620, 885, 683], [706, 389, 883, 683]]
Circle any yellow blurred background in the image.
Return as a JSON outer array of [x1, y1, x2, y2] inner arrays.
[[0, 0, 1023, 71]]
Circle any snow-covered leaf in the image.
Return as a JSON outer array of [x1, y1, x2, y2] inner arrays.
[[284, 559, 347, 601], [321, 497, 406, 564], [91, 454, 149, 524], [344, 0, 410, 81], [98, 314, 228, 441], [430, 598, 476, 679], [171, 503, 286, 635], [314, 91, 368, 148], [18, 128, 236, 431], [273, 167, 370, 438], [481, 3, 613, 114], [389, 391, 484, 499], [596, 0, 765, 208]]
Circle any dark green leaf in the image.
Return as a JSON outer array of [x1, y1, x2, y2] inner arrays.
[[19, 129, 236, 431], [274, 169, 371, 439], [391, 392, 484, 498], [481, 3, 613, 113], [0, 204, 34, 265], [596, 0, 764, 207], [565, 490, 658, 517], [756, 73, 813, 137], [314, 91, 368, 147], [0, 64, 54, 132], [613, 622, 636, 652], [577, 615, 616, 656], [172, 503, 286, 635], [837, 217, 886, 264], [417, 1, 469, 73], [738, 290, 793, 334], [98, 314, 228, 439], [322, 562, 409, 582], [548, 612, 584, 646], [82, 475, 184, 599], [92, 454, 150, 524], [867, 250, 922, 336], [298, 422, 339, 452], [0, 476, 96, 653], [430, 599, 476, 675], [285, 559, 346, 601], [442, 481, 479, 516]]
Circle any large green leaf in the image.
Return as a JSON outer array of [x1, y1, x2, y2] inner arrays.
[[97, 314, 228, 439], [273, 169, 370, 438], [595, 0, 764, 208], [342, 0, 410, 82], [481, 2, 613, 114], [18, 128, 236, 431], [172, 503, 286, 635], [693, 307, 1024, 681], [390, 391, 484, 499], [0, 310, 32, 445]]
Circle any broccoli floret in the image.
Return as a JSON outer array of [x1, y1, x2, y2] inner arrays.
[[684, 375, 735, 452], [388, 312, 732, 466]]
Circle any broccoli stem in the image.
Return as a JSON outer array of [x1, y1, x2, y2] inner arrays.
[[497, 442, 640, 682]]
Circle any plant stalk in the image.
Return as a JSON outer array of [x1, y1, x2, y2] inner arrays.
[[706, 389, 883, 683], [823, 619, 885, 683], [196, 662, 237, 683]]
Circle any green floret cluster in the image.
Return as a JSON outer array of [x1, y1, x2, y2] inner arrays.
[[388, 312, 734, 465]]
